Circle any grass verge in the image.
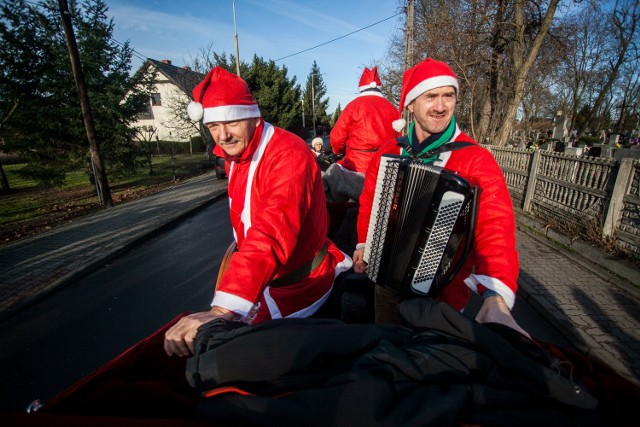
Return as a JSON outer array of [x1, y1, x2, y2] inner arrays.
[[0, 154, 218, 244]]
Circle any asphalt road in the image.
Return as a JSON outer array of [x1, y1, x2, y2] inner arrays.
[[0, 199, 573, 411], [0, 200, 233, 411]]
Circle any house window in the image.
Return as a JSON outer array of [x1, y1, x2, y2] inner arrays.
[[151, 93, 162, 106], [137, 101, 153, 120]]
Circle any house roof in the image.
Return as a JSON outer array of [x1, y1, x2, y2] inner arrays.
[[145, 59, 205, 96]]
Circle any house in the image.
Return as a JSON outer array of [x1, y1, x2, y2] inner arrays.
[[132, 59, 204, 142]]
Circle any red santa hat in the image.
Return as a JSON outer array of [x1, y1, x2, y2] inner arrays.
[[358, 67, 382, 92], [187, 66, 261, 123], [391, 58, 459, 132]]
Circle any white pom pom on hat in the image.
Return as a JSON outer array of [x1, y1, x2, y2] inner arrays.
[[392, 118, 406, 133], [187, 100, 204, 121]]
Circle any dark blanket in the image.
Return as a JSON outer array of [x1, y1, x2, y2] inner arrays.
[[186, 300, 603, 427]]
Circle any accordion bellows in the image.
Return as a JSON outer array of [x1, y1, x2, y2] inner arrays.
[[363, 155, 479, 298]]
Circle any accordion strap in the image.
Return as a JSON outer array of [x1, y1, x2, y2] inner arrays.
[[396, 136, 474, 160], [270, 243, 329, 288]]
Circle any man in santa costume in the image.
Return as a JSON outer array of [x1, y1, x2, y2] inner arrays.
[[323, 66, 398, 202], [164, 67, 353, 357], [311, 137, 324, 156], [353, 58, 528, 337]]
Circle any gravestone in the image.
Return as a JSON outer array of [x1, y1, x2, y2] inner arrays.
[[565, 147, 583, 156], [601, 145, 615, 158], [552, 111, 569, 140]]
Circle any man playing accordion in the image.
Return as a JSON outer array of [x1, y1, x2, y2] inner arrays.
[[353, 58, 529, 338]]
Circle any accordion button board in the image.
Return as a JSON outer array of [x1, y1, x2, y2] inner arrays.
[[363, 155, 479, 298]]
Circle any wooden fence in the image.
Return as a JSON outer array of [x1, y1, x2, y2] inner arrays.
[[482, 145, 640, 260]]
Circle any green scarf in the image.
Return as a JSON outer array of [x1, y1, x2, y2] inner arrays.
[[401, 117, 457, 163]]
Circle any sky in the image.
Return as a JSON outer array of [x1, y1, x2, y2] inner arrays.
[[106, 0, 406, 113]]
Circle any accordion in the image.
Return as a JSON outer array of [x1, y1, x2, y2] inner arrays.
[[363, 155, 479, 298]]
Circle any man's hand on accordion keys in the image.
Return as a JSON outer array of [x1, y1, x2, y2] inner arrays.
[[352, 248, 368, 273]]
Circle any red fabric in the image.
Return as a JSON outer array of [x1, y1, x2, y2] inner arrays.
[[357, 132, 518, 310], [192, 67, 256, 109], [3, 314, 211, 426], [329, 93, 399, 173], [215, 120, 351, 320], [212, 143, 224, 157]]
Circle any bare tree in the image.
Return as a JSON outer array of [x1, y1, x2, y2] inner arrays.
[[575, 0, 640, 135], [162, 88, 202, 154], [493, 0, 560, 146], [386, 0, 560, 146], [134, 125, 157, 175], [614, 61, 640, 132], [557, 6, 609, 134], [612, 61, 640, 132]]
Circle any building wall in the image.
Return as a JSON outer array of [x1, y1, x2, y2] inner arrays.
[[132, 65, 198, 142]]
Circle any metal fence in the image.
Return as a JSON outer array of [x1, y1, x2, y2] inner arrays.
[[482, 145, 640, 260]]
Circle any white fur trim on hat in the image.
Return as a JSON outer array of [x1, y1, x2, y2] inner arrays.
[[392, 118, 406, 132], [187, 101, 204, 121], [358, 82, 379, 92], [404, 75, 459, 108], [202, 104, 261, 123]]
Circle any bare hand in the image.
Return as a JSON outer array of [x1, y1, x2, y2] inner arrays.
[[352, 248, 368, 273], [164, 307, 234, 357], [475, 295, 531, 339]]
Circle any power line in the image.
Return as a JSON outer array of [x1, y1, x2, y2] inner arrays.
[[275, 12, 403, 62], [109, 36, 148, 63]]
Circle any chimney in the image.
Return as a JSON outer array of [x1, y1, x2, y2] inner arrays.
[[161, 59, 172, 65], [182, 66, 191, 71]]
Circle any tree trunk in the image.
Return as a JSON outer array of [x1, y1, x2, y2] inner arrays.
[[0, 157, 10, 193], [494, 0, 560, 146], [58, 0, 113, 208], [475, 94, 492, 144], [0, 96, 19, 194]]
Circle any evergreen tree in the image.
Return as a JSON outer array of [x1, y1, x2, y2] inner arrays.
[[331, 103, 342, 127], [0, 0, 153, 188], [243, 55, 302, 133], [303, 61, 330, 137]]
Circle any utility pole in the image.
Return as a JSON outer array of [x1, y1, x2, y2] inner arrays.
[[402, 0, 415, 132], [404, 0, 414, 72], [58, 0, 113, 208], [312, 73, 316, 138], [233, 0, 240, 76], [301, 95, 305, 128]]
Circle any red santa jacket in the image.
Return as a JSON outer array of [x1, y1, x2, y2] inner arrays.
[[329, 91, 399, 173], [213, 120, 352, 322], [357, 127, 519, 311]]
